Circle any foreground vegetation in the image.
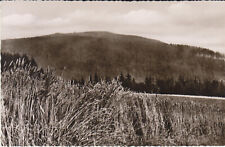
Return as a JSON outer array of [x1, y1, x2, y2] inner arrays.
[[1, 56, 225, 145]]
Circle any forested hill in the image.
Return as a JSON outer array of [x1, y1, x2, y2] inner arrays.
[[2, 31, 225, 81]]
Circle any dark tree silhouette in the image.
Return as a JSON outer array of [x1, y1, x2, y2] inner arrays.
[[89, 75, 93, 84], [79, 77, 85, 85], [94, 72, 100, 84], [119, 73, 125, 84]]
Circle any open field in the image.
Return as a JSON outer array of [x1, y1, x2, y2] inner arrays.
[[1, 61, 225, 146], [146, 93, 225, 108]]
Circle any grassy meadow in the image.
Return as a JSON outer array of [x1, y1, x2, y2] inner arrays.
[[1, 58, 225, 145]]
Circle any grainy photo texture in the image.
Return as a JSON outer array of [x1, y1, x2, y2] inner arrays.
[[1, 1, 225, 146]]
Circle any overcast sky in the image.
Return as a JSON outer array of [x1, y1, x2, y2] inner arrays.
[[1, 1, 225, 54]]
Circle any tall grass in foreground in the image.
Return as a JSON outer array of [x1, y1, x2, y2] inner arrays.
[[1, 59, 225, 145]]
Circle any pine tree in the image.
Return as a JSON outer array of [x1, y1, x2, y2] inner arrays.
[[89, 74, 93, 84], [124, 73, 132, 88], [94, 72, 99, 84], [79, 77, 85, 85], [119, 73, 125, 83]]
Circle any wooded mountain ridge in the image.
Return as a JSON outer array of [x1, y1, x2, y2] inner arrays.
[[2, 31, 225, 82]]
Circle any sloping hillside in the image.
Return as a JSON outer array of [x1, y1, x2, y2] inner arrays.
[[2, 31, 225, 81]]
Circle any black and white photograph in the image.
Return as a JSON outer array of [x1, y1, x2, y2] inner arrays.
[[1, 1, 225, 146]]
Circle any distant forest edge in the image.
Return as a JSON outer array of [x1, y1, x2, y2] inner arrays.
[[2, 31, 225, 82], [2, 53, 225, 97]]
